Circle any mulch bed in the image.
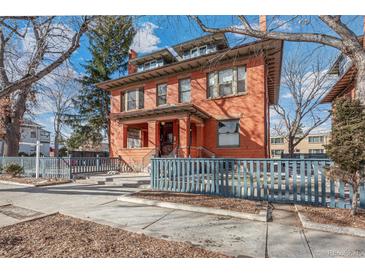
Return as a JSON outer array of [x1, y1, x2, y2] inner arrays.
[[297, 205, 365, 230], [0, 175, 71, 186], [0, 213, 227, 258], [132, 190, 264, 214]]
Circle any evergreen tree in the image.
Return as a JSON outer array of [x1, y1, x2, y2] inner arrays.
[[67, 16, 135, 150], [325, 97, 365, 215]]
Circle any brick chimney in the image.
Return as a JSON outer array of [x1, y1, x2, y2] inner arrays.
[[128, 49, 138, 74], [259, 15, 267, 32]]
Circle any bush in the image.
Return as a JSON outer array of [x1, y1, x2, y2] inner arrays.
[[3, 163, 24, 177]]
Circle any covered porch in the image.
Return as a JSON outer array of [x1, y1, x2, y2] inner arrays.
[[111, 104, 211, 169]]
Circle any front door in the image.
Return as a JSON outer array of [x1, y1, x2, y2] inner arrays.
[[159, 122, 174, 156]]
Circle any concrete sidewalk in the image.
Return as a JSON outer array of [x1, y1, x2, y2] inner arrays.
[[0, 182, 365, 257]]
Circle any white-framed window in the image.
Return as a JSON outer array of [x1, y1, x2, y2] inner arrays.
[[157, 83, 167, 106], [182, 45, 211, 60], [308, 136, 324, 143], [30, 131, 36, 138], [208, 66, 247, 98], [137, 58, 164, 72], [127, 128, 141, 148], [309, 149, 324, 154], [217, 119, 240, 147], [121, 88, 144, 111], [179, 79, 191, 103], [271, 149, 284, 156], [271, 137, 284, 144]]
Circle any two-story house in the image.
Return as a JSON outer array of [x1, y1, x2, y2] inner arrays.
[[97, 22, 283, 169], [0, 119, 51, 156]]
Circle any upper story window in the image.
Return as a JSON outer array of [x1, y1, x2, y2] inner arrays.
[[308, 136, 324, 143], [217, 119, 240, 147], [271, 137, 284, 144], [271, 149, 284, 156], [137, 58, 164, 72], [157, 83, 167, 106], [208, 66, 246, 99], [182, 44, 216, 60], [179, 79, 191, 103], [309, 149, 324, 154], [121, 88, 144, 112], [30, 131, 36, 138]]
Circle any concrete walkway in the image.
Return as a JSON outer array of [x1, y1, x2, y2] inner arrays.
[[0, 182, 365, 258]]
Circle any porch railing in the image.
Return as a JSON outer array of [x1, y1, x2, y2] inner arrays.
[[151, 158, 365, 209]]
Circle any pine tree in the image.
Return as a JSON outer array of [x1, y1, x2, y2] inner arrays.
[[325, 97, 365, 215], [67, 16, 135, 150]]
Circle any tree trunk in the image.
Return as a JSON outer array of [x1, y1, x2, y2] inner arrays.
[[288, 137, 294, 157], [3, 91, 28, 156], [3, 118, 20, 156], [355, 64, 365, 105], [351, 186, 359, 216]]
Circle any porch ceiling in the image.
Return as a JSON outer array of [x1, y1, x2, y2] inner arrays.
[[109, 103, 210, 123]]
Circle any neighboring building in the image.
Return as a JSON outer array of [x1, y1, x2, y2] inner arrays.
[[97, 19, 283, 169], [270, 132, 330, 158], [0, 119, 51, 156], [321, 36, 363, 104]]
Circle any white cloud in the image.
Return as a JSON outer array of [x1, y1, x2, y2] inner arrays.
[[131, 22, 160, 54]]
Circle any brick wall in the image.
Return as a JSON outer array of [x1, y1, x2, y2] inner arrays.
[[110, 54, 268, 162]]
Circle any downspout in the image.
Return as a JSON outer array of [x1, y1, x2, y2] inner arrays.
[[188, 113, 191, 157]]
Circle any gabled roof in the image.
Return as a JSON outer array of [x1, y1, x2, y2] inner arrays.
[[97, 38, 283, 105]]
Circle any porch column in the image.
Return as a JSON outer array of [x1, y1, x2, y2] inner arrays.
[[178, 116, 190, 157], [148, 120, 159, 149], [196, 123, 204, 157]]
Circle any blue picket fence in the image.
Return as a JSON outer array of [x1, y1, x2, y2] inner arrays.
[[151, 158, 365, 209], [0, 156, 130, 179]]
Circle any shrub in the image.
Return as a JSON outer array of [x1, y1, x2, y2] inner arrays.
[[3, 163, 24, 177], [325, 97, 365, 215]]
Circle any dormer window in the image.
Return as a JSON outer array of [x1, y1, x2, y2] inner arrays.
[[137, 58, 164, 72], [182, 45, 212, 60]]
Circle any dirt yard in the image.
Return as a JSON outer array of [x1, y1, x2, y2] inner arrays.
[[132, 190, 265, 214], [0, 175, 71, 186], [0, 214, 227, 258], [297, 205, 365, 229]]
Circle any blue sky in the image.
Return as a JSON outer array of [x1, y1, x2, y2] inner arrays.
[[33, 15, 365, 143]]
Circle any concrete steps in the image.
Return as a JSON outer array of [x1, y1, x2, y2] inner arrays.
[[88, 173, 150, 189]]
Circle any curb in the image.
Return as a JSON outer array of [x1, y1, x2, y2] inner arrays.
[[117, 195, 268, 222], [295, 205, 365, 238], [0, 179, 34, 187], [0, 211, 59, 229]]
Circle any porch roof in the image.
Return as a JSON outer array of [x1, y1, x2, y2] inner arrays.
[[109, 103, 211, 122]]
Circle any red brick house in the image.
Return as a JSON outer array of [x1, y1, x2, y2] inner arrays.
[[97, 28, 283, 170]]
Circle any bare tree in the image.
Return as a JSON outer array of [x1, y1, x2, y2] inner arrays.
[[191, 15, 365, 104], [36, 66, 79, 157], [0, 16, 92, 156], [272, 49, 333, 155]]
